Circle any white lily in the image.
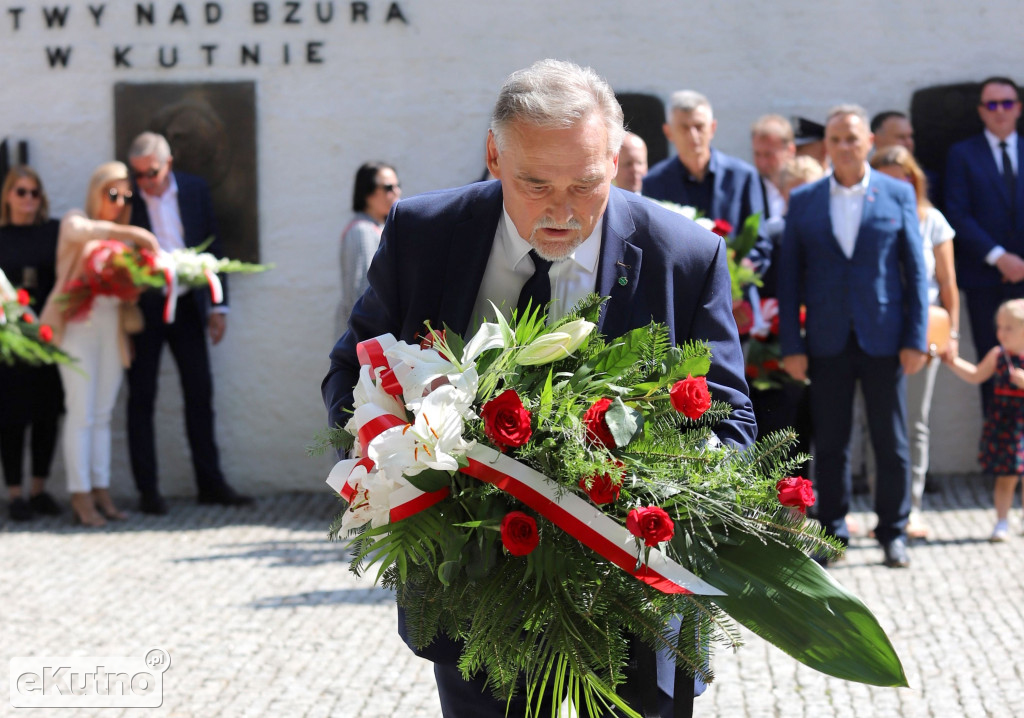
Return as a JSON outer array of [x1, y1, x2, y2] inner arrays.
[[384, 341, 460, 400], [368, 385, 471, 477], [462, 321, 507, 363], [338, 463, 400, 532], [352, 364, 406, 418], [516, 318, 595, 366]]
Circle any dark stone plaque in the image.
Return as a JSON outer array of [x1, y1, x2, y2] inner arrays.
[[114, 82, 259, 263], [616, 92, 668, 166]]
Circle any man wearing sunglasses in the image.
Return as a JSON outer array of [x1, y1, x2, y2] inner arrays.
[[125, 131, 253, 515], [945, 76, 1024, 413]]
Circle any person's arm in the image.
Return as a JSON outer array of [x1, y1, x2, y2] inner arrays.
[[931, 214, 960, 360], [897, 185, 929, 376], [943, 345, 1000, 384], [338, 221, 380, 331], [60, 211, 159, 252]]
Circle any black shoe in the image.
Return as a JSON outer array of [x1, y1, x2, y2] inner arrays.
[[139, 492, 169, 516], [8, 498, 34, 522], [881, 537, 910, 568], [29, 491, 62, 516], [197, 485, 254, 507]]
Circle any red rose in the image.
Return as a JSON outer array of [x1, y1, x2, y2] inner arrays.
[[582, 397, 616, 448], [763, 359, 780, 372], [745, 364, 759, 379], [39, 324, 53, 343], [776, 476, 815, 514], [626, 506, 675, 547], [711, 218, 733, 237], [732, 300, 753, 335], [500, 511, 539, 555], [16, 288, 30, 306], [21, 312, 35, 324], [579, 462, 624, 505], [669, 375, 712, 420], [481, 389, 532, 452]]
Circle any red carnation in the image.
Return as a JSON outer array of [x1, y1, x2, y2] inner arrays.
[[579, 462, 624, 505], [500, 511, 539, 555], [481, 389, 532, 452], [627, 506, 675, 547], [16, 288, 30, 306], [21, 312, 35, 324], [711, 219, 733, 237], [776, 476, 816, 514], [582, 397, 616, 448], [39, 324, 53, 343], [669, 375, 712, 420]]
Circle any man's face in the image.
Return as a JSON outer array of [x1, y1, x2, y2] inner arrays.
[[825, 113, 873, 181], [486, 114, 616, 262], [751, 133, 795, 183], [129, 153, 173, 196], [978, 82, 1021, 140], [874, 116, 915, 154], [663, 106, 716, 172], [615, 135, 648, 193]]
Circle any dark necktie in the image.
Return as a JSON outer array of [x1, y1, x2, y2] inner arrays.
[[1000, 141, 1016, 203], [515, 249, 553, 319]]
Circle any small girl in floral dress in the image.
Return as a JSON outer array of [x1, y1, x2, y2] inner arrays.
[[943, 298, 1024, 541]]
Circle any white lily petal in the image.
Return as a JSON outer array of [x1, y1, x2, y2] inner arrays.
[[462, 322, 507, 363]]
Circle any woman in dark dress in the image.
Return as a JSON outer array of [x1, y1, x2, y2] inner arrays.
[[0, 166, 64, 521]]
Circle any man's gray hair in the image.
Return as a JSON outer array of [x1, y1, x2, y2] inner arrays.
[[666, 90, 713, 122], [490, 59, 625, 155], [825, 104, 871, 129], [128, 131, 172, 162]]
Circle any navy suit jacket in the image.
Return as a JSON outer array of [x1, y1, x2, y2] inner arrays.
[[944, 133, 1024, 289], [778, 171, 928, 358], [130, 170, 227, 316], [322, 181, 756, 450]]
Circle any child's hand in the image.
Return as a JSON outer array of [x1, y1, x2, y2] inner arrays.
[[1010, 367, 1024, 389]]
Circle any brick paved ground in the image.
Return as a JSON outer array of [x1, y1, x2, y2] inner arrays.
[[2, 475, 1022, 718]]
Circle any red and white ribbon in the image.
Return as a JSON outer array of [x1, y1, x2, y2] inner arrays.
[[161, 266, 177, 324], [204, 268, 224, 305]]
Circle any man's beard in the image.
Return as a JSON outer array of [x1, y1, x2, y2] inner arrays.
[[528, 217, 584, 262]]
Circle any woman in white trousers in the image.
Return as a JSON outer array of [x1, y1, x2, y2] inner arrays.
[[40, 162, 159, 526]]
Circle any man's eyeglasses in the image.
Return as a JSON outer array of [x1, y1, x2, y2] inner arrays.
[[980, 99, 1019, 111], [106, 188, 134, 203], [14, 187, 40, 198], [133, 167, 161, 180], [378, 183, 400, 193]]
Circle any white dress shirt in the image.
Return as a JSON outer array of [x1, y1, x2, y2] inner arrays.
[[983, 129, 1018, 265], [763, 178, 786, 220], [139, 174, 185, 251], [470, 208, 601, 328], [828, 165, 870, 259]]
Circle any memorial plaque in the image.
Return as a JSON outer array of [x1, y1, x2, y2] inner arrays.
[[114, 82, 259, 263], [616, 92, 668, 166]]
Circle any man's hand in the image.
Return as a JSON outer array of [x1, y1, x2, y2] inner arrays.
[[995, 252, 1024, 283], [900, 348, 928, 376], [783, 354, 808, 382], [208, 313, 227, 345]]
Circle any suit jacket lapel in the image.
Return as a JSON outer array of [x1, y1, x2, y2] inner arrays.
[[977, 135, 1013, 208], [596, 189, 641, 336], [853, 177, 881, 256], [437, 182, 503, 337]]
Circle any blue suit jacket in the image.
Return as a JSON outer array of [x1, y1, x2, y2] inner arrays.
[[322, 181, 756, 449], [944, 133, 1024, 289], [778, 172, 928, 358], [130, 170, 227, 316]]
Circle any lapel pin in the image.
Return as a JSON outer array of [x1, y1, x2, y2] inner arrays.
[[618, 276, 628, 286]]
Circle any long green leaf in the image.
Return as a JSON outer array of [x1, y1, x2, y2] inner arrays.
[[705, 533, 908, 687]]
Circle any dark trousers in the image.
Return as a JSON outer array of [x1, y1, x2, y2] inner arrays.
[[964, 283, 1024, 414], [808, 335, 910, 543], [0, 419, 59, 486], [127, 293, 225, 496]]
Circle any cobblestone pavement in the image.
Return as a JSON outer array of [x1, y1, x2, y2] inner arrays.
[[2, 475, 1022, 718]]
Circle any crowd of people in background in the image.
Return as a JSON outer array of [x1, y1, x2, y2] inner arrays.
[[1, 132, 252, 526]]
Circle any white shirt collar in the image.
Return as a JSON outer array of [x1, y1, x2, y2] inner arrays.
[[140, 172, 178, 203], [499, 207, 602, 274], [829, 164, 871, 195], [985, 128, 1018, 151]]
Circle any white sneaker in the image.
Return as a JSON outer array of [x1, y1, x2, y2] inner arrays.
[[990, 520, 1010, 543]]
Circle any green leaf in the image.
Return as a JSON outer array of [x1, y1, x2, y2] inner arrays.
[[403, 469, 451, 493], [591, 327, 647, 379], [604, 397, 644, 448], [537, 369, 554, 425], [729, 212, 762, 261], [705, 532, 908, 687]]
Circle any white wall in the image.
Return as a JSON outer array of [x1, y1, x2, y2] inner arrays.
[[2, 0, 1006, 495]]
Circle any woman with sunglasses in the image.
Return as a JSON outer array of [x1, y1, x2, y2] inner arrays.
[[870, 145, 961, 540], [0, 166, 65, 522], [39, 162, 159, 526], [336, 162, 401, 336]]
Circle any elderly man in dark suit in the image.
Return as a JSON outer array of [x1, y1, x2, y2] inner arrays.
[[323, 59, 755, 718], [779, 105, 929, 569], [127, 132, 252, 515], [945, 76, 1024, 412]]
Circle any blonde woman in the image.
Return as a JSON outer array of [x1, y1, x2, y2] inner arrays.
[[40, 162, 159, 526]]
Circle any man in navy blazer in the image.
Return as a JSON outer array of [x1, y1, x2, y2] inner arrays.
[[779, 105, 929, 569], [944, 77, 1024, 411], [127, 132, 252, 515], [323, 60, 754, 718]]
